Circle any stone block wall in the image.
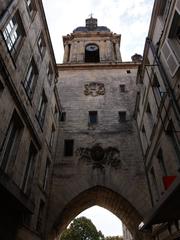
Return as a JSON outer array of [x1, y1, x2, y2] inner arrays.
[[47, 64, 151, 240]]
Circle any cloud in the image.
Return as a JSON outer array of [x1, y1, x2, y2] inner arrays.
[[42, 0, 154, 62]]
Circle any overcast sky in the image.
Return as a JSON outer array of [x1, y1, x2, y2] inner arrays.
[[42, 0, 154, 236], [42, 0, 154, 63]]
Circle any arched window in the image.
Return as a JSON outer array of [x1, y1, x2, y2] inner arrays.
[[85, 44, 100, 62]]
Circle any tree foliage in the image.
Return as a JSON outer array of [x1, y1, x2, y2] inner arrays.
[[59, 217, 105, 240], [105, 236, 123, 240]]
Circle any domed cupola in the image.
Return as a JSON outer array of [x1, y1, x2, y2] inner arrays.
[[63, 16, 122, 63]]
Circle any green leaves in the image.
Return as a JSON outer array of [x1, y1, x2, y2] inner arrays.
[[60, 217, 105, 240], [59, 216, 123, 240]]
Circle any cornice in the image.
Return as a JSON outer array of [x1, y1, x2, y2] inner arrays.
[[63, 32, 121, 43], [57, 62, 140, 71]]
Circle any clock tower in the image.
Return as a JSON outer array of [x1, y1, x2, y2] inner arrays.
[[63, 16, 122, 63]]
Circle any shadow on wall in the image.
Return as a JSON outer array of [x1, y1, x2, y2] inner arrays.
[[49, 186, 151, 240]]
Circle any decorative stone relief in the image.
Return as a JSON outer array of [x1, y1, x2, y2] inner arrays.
[[84, 82, 105, 96], [76, 144, 121, 169]]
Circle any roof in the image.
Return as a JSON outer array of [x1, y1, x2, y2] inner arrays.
[[73, 17, 111, 33], [73, 26, 110, 33]]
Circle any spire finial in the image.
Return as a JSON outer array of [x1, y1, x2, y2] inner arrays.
[[86, 14, 97, 30], [89, 13, 93, 18]]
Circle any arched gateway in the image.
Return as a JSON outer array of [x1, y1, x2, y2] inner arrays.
[[48, 186, 149, 240], [46, 17, 152, 240]]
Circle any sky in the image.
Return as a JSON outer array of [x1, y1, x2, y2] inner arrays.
[[41, 0, 154, 237], [42, 0, 154, 63], [76, 206, 123, 237]]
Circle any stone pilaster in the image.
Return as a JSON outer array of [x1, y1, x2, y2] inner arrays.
[[115, 42, 122, 61], [63, 44, 69, 63]]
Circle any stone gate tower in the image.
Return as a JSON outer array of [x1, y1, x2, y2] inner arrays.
[[47, 17, 152, 240]]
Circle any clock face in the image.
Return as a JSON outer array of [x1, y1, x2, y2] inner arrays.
[[86, 44, 98, 51]]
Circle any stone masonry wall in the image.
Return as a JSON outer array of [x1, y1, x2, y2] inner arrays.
[[47, 65, 151, 239]]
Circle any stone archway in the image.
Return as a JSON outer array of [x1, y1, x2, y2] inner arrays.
[[47, 186, 151, 240]]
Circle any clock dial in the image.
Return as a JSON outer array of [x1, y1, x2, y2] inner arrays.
[[86, 44, 98, 51]]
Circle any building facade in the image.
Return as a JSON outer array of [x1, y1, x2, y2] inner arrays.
[[135, 0, 180, 239], [46, 17, 151, 240], [0, 0, 60, 239], [0, 0, 180, 240]]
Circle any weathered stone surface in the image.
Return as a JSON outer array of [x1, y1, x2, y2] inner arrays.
[[47, 63, 151, 240]]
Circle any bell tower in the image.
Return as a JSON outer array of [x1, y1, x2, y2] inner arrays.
[[63, 16, 122, 63]]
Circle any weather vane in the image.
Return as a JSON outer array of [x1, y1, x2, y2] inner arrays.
[[89, 13, 93, 18]]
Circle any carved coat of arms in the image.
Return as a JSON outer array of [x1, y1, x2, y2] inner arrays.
[[84, 82, 105, 96], [76, 144, 121, 169]]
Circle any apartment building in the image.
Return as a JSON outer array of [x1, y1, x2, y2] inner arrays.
[[0, 0, 61, 239], [136, 0, 180, 239]]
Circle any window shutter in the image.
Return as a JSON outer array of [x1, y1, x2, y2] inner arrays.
[[176, 0, 180, 13], [161, 40, 180, 76]]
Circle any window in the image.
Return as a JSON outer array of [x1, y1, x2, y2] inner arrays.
[[150, 167, 159, 202], [0, 57, 7, 97], [142, 125, 145, 133], [89, 111, 98, 124], [178, 26, 180, 43], [135, 92, 140, 113], [141, 124, 148, 153], [152, 73, 160, 87], [60, 112, 66, 122], [166, 120, 180, 162], [152, 73, 160, 90], [120, 84, 125, 92], [22, 142, 37, 195], [126, 70, 131, 74], [157, 148, 167, 177], [119, 111, 126, 122], [0, 111, 23, 171], [152, 73, 164, 97], [3, 11, 25, 54], [26, 0, 36, 18], [23, 58, 38, 99], [38, 32, 46, 58], [36, 200, 45, 233], [43, 159, 50, 190], [54, 104, 59, 122], [142, 86, 146, 104], [169, 10, 180, 45], [47, 62, 53, 85], [64, 140, 74, 156], [146, 102, 151, 114], [49, 125, 55, 149], [37, 90, 47, 127], [146, 102, 154, 130], [85, 44, 100, 62], [0, 79, 4, 97], [160, 10, 180, 77]]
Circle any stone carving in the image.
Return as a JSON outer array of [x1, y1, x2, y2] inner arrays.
[[84, 82, 105, 96], [76, 144, 121, 169]]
